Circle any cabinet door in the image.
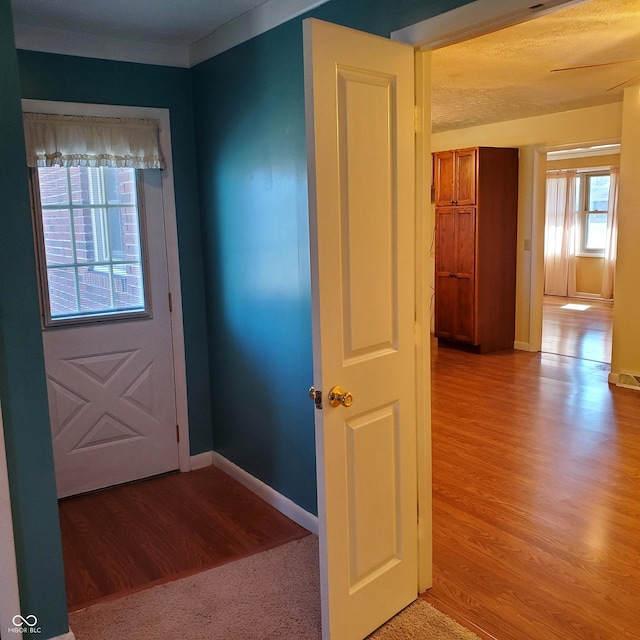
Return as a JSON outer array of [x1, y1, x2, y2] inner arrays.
[[454, 207, 476, 343], [433, 151, 455, 206], [454, 149, 476, 206], [434, 208, 456, 339]]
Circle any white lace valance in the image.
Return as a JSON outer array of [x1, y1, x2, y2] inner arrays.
[[23, 112, 165, 169]]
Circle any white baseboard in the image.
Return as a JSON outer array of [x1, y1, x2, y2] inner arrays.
[[514, 341, 531, 351], [189, 451, 213, 470], [210, 452, 319, 535], [48, 631, 76, 640]]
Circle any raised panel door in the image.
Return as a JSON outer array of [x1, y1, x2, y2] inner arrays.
[[454, 207, 476, 343], [434, 151, 455, 206], [455, 276, 475, 343], [304, 18, 418, 640], [434, 208, 456, 339], [455, 149, 477, 206]]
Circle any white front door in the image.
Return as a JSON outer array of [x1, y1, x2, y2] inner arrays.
[[304, 18, 418, 640], [37, 168, 179, 498]]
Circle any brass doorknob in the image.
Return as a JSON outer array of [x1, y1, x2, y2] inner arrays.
[[328, 386, 353, 408]]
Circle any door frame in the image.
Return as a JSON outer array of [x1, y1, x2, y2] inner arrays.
[[414, 47, 433, 594], [21, 99, 191, 473], [531, 139, 621, 353]]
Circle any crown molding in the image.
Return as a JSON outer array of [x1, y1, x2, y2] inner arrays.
[[188, 0, 329, 66], [13, 23, 191, 67], [13, 0, 330, 68]]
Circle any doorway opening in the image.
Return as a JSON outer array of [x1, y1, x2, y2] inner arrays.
[[541, 295, 613, 363], [541, 146, 618, 364]]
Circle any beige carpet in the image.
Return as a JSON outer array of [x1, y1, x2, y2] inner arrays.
[[70, 535, 481, 640], [368, 601, 482, 640]]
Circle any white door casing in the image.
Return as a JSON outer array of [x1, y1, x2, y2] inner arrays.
[[304, 18, 418, 640], [42, 169, 179, 498]]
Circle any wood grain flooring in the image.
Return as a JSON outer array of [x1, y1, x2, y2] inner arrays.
[[59, 465, 309, 611], [541, 295, 613, 363], [422, 338, 640, 640]]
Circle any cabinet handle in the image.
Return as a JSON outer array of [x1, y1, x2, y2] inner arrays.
[[449, 273, 457, 278]]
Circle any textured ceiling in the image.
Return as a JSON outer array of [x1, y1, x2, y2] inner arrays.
[[432, 0, 640, 132]]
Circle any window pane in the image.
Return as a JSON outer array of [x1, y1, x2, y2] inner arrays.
[[588, 175, 610, 211], [109, 208, 141, 261], [71, 167, 104, 205], [48, 268, 79, 317], [73, 208, 105, 263], [38, 167, 70, 206], [77, 265, 113, 312], [113, 264, 144, 309], [586, 213, 607, 250], [575, 175, 581, 212], [105, 168, 137, 205], [42, 209, 73, 265]]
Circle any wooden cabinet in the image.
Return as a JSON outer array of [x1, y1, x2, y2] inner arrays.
[[433, 147, 519, 353], [434, 148, 477, 207]]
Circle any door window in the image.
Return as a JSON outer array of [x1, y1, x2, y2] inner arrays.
[[32, 166, 149, 326]]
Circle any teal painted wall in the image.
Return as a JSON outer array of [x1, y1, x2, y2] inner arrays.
[[17, 50, 213, 456], [192, 0, 473, 515], [192, 18, 316, 513], [310, 0, 473, 36], [0, 0, 69, 636]]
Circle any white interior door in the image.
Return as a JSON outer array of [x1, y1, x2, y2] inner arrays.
[[304, 18, 418, 640], [39, 169, 179, 498]]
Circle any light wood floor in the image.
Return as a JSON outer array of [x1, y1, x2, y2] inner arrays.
[[59, 465, 309, 611], [541, 295, 613, 363], [422, 338, 640, 640]]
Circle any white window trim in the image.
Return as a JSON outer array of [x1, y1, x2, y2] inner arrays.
[[22, 99, 191, 474]]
